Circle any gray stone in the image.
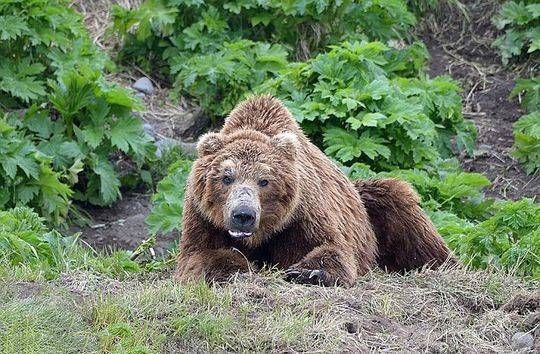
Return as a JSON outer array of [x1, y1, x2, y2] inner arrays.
[[133, 77, 154, 95], [173, 107, 211, 140], [143, 123, 156, 138], [155, 138, 197, 158], [177, 140, 198, 157], [511, 332, 534, 350]]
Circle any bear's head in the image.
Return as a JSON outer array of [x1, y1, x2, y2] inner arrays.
[[191, 129, 301, 245]]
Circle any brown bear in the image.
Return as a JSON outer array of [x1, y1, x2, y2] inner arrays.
[[174, 95, 456, 286]]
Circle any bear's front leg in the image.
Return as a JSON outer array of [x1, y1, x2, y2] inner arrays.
[[285, 245, 358, 287], [174, 248, 254, 283]]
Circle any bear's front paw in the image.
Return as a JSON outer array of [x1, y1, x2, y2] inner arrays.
[[284, 268, 336, 286]]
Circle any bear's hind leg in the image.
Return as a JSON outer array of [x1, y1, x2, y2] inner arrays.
[[354, 179, 458, 272]]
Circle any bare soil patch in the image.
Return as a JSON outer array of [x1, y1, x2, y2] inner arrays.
[[72, 192, 177, 255], [419, 0, 539, 200]]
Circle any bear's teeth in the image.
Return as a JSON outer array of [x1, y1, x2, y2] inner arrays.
[[228, 230, 252, 237]]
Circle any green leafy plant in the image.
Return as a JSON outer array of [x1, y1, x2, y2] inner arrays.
[[0, 0, 110, 106], [0, 207, 78, 275], [0, 116, 72, 224], [492, 1, 539, 63], [171, 40, 289, 120], [146, 159, 192, 236], [0, 207, 141, 279], [44, 69, 154, 206], [444, 199, 540, 278], [0, 0, 155, 221], [377, 166, 493, 220], [257, 41, 475, 171], [512, 112, 540, 174], [510, 77, 539, 174]]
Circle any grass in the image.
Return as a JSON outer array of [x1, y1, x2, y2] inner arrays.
[[1, 266, 538, 353]]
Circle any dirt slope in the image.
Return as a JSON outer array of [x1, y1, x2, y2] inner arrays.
[[420, 0, 539, 200]]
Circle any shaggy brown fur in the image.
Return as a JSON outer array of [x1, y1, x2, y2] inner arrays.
[[175, 95, 455, 286], [355, 179, 458, 272]]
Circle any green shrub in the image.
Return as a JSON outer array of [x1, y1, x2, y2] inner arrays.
[[510, 77, 539, 174], [113, 0, 416, 120], [171, 40, 289, 120], [146, 159, 192, 236], [443, 199, 540, 278], [0, 207, 75, 271], [0, 0, 155, 220], [0, 207, 140, 279], [492, 1, 539, 63], [376, 166, 492, 220], [0, 116, 72, 224], [0, 0, 110, 106], [512, 112, 540, 174], [257, 41, 476, 171]]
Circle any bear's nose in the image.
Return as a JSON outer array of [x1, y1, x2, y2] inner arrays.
[[232, 208, 256, 229]]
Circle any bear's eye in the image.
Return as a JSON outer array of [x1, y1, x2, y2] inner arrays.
[[222, 175, 234, 185], [258, 179, 269, 187]]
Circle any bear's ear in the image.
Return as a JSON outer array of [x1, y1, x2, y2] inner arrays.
[[197, 132, 224, 157], [270, 132, 299, 160]]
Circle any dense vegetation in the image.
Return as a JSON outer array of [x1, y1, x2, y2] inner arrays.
[[493, 1, 540, 177], [510, 77, 539, 175], [0, 0, 155, 225], [0, 0, 538, 283], [492, 0, 539, 64], [112, 0, 417, 121]]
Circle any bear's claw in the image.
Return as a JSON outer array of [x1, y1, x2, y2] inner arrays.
[[284, 268, 335, 286]]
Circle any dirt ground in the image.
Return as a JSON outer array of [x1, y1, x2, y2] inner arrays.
[[419, 0, 539, 200], [71, 0, 539, 253], [72, 192, 177, 255]]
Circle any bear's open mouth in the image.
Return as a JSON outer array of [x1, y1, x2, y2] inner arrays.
[[228, 230, 253, 239]]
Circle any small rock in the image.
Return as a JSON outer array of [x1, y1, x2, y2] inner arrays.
[[133, 77, 154, 95], [155, 138, 176, 158], [155, 138, 197, 158], [173, 107, 211, 140], [143, 123, 156, 138], [512, 332, 534, 350], [135, 92, 146, 99]]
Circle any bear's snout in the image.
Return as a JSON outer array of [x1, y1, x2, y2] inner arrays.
[[231, 207, 256, 229], [225, 184, 261, 239]]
